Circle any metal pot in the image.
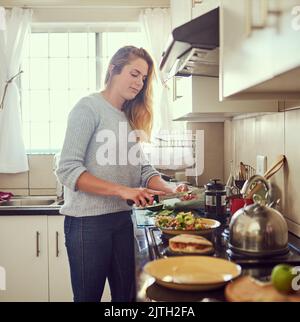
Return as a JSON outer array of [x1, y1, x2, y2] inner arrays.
[[229, 175, 288, 257]]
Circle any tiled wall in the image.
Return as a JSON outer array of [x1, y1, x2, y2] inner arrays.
[[224, 105, 300, 237], [0, 155, 57, 196]]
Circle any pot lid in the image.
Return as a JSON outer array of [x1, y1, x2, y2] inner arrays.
[[206, 179, 225, 191]]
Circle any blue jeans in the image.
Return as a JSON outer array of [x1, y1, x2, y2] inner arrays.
[[64, 211, 135, 302]]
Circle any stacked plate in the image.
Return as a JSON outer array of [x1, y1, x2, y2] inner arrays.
[[144, 256, 241, 291]]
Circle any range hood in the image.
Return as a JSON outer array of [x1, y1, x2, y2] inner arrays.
[[159, 7, 219, 81]]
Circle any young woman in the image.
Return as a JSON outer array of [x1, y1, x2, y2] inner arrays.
[[56, 46, 187, 302]]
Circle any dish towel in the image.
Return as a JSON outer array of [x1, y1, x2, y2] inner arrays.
[[0, 191, 14, 201]]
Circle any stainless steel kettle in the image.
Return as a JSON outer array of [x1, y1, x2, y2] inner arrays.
[[229, 175, 288, 257]]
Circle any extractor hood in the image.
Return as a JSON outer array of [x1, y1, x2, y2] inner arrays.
[[159, 7, 219, 81]]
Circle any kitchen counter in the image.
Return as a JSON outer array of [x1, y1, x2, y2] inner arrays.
[[0, 206, 61, 215], [0, 196, 62, 215], [1, 204, 299, 301], [133, 209, 300, 302]]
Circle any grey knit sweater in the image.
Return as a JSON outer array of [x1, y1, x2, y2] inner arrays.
[[56, 93, 160, 217]]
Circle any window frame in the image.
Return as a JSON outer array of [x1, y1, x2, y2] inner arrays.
[[20, 25, 144, 154]]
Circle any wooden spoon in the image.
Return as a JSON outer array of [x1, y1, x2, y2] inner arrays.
[[246, 155, 286, 199], [240, 162, 247, 180], [264, 154, 285, 180]]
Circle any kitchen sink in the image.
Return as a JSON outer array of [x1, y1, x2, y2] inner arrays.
[[0, 197, 60, 207]]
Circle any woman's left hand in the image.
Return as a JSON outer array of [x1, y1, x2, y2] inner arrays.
[[174, 183, 189, 193]]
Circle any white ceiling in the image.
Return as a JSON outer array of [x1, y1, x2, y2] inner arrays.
[[0, 0, 170, 8]]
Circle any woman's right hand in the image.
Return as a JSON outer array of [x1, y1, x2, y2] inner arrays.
[[118, 187, 166, 207]]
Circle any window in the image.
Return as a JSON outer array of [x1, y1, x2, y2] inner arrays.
[[20, 31, 145, 153]]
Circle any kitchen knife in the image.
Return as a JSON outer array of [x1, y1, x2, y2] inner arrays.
[[126, 191, 192, 206]]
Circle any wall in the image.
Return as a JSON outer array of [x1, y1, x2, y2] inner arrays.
[[224, 104, 300, 237], [187, 122, 224, 187], [0, 155, 57, 196]]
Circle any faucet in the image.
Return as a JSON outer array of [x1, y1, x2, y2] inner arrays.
[[240, 175, 271, 203], [56, 181, 64, 201], [53, 153, 64, 201]]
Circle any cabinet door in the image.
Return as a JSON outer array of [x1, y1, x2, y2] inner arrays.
[[172, 76, 278, 120], [271, 1, 300, 76], [220, 0, 300, 100], [0, 216, 48, 302], [192, 0, 220, 19], [48, 216, 73, 302], [48, 216, 111, 302], [172, 76, 192, 120], [170, 0, 192, 28], [220, 0, 274, 98]]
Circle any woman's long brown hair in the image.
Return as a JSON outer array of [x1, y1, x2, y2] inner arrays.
[[104, 46, 155, 141]]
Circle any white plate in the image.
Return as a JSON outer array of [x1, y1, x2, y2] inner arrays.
[[144, 256, 241, 291], [158, 218, 221, 236]]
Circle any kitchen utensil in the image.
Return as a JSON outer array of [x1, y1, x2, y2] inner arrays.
[[143, 256, 241, 291], [237, 163, 256, 180], [226, 160, 235, 186], [245, 155, 286, 199], [234, 180, 246, 190], [204, 179, 227, 221], [264, 154, 286, 179], [126, 190, 195, 207], [225, 275, 300, 302], [239, 162, 247, 180], [229, 176, 289, 257], [227, 180, 245, 197], [132, 203, 164, 212]]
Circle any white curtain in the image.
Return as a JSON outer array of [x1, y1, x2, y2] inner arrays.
[[139, 8, 191, 170], [0, 7, 32, 173], [139, 8, 173, 138]]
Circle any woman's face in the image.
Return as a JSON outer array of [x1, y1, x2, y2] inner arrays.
[[111, 57, 149, 101]]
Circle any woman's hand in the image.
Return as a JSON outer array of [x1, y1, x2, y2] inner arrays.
[[174, 183, 189, 193], [118, 187, 166, 207]]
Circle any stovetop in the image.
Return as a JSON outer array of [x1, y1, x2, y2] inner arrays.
[[144, 226, 300, 266]]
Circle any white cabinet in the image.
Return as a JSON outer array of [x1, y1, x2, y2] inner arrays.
[[170, 0, 192, 28], [171, 76, 278, 121], [48, 216, 73, 302], [170, 0, 220, 28], [48, 216, 110, 302], [0, 215, 111, 302], [191, 0, 220, 19], [0, 215, 71, 302], [220, 0, 300, 100], [0, 216, 48, 302]]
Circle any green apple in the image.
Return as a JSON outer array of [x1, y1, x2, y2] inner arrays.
[[271, 264, 294, 293]]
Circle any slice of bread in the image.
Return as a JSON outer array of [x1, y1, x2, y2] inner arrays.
[[169, 234, 213, 254]]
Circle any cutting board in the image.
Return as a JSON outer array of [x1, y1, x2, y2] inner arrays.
[[225, 276, 300, 302]]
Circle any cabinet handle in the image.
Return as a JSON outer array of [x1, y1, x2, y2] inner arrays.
[[173, 77, 183, 101], [246, 0, 268, 37], [192, 0, 203, 8], [246, 0, 282, 37], [36, 231, 40, 257], [56, 231, 59, 257]]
